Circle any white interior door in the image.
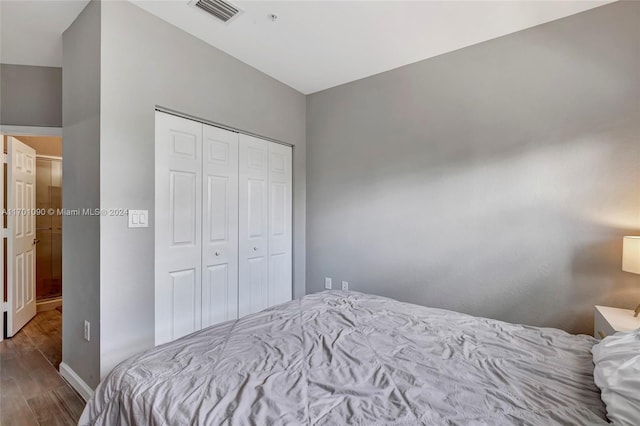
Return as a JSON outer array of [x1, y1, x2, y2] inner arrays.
[[201, 124, 239, 327], [155, 112, 203, 345], [7, 136, 37, 337], [268, 143, 292, 306], [238, 134, 269, 317], [0, 137, 3, 342]]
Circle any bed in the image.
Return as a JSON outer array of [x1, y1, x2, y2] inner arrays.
[[80, 291, 608, 425]]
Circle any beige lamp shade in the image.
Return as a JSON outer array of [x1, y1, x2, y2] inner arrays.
[[622, 236, 640, 274]]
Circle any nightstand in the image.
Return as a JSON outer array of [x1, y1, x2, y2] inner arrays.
[[594, 305, 640, 339]]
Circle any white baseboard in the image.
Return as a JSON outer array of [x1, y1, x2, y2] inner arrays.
[[59, 362, 94, 402], [37, 298, 62, 312]]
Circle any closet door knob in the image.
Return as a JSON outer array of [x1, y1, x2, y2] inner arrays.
[[215, 251, 221, 256], [253, 247, 258, 251]]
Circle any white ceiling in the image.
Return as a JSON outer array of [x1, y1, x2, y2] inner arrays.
[[1, 1, 614, 94]]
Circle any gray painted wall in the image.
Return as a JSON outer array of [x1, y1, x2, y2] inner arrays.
[[61, 0, 101, 388], [0, 64, 62, 127], [306, 1, 640, 335], [98, 1, 306, 377]]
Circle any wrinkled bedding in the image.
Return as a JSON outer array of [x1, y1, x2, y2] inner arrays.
[[80, 291, 607, 425]]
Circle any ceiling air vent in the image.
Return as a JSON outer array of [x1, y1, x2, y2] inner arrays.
[[192, 0, 241, 23]]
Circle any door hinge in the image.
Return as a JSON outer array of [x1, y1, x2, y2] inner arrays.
[[2, 302, 8, 312], [2, 229, 8, 238], [2, 153, 7, 164]]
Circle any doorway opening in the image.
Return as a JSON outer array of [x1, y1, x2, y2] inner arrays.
[[2, 134, 63, 341], [35, 153, 63, 306]]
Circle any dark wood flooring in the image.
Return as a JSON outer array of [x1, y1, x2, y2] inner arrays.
[[0, 310, 86, 425]]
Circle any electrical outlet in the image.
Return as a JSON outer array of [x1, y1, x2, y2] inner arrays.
[[84, 320, 91, 341], [341, 281, 349, 291], [324, 277, 332, 290]]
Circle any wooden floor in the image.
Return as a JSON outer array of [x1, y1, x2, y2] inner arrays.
[[0, 310, 86, 425]]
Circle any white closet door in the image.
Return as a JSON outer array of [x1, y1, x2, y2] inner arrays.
[[238, 134, 269, 317], [268, 143, 292, 306], [202, 124, 239, 327], [155, 112, 203, 345]]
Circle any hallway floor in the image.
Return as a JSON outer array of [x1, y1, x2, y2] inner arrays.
[[0, 310, 85, 425]]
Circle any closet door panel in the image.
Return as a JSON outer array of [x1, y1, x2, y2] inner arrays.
[[170, 268, 199, 339], [155, 112, 203, 345], [239, 135, 269, 317], [156, 112, 293, 340], [202, 124, 239, 328], [203, 264, 230, 326], [268, 143, 292, 306]]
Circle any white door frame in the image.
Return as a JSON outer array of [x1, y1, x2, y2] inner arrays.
[[0, 126, 62, 342], [0, 126, 62, 138]]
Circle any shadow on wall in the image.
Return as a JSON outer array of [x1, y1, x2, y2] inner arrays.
[[305, 1, 640, 335], [492, 224, 640, 336], [308, 121, 640, 335], [565, 233, 640, 335]]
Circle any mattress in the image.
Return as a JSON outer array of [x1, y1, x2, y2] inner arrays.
[[80, 291, 607, 425]]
